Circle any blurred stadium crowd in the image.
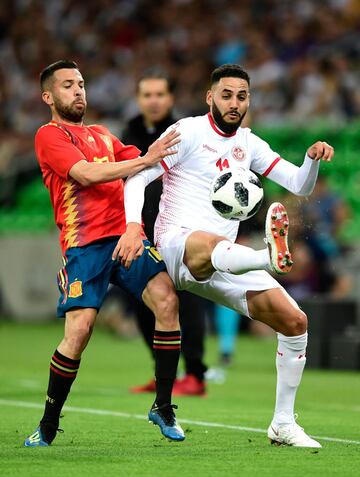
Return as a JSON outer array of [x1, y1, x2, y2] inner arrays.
[[1, 0, 360, 202], [1, 0, 360, 135]]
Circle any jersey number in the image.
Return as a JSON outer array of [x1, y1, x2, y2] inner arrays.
[[145, 245, 163, 263], [216, 158, 229, 171]]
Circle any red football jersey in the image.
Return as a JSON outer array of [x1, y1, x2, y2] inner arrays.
[[35, 121, 141, 253]]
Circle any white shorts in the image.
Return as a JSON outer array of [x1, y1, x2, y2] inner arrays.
[[157, 227, 282, 318]]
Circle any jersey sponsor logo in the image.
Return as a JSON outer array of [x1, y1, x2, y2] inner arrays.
[[93, 155, 109, 163], [203, 144, 218, 153], [69, 280, 83, 298], [232, 146, 246, 161]]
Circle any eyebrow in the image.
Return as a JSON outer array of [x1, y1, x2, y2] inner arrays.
[[222, 88, 248, 94], [62, 79, 85, 84]]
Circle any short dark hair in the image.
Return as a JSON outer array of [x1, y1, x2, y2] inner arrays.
[[136, 67, 174, 94], [210, 64, 250, 86], [40, 60, 79, 91]]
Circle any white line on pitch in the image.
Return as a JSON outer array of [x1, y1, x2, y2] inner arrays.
[[1, 399, 359, 446]]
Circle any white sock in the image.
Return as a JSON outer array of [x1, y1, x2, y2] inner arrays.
[[211, 240, 269, 274], [272, 332, 308, 426]]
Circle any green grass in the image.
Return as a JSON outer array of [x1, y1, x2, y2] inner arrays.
[[1, 321, 359, 477]]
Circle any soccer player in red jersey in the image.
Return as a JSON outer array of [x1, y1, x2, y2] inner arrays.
[[24, 60, 185, 446]]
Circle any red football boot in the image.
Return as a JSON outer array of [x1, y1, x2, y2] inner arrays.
[[129, 378, 156, 394], [265, 202, 293, 274], [172, 374, 207, 397]]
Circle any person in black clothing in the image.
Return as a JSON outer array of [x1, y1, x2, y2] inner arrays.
[[122, 69, 209, 395]]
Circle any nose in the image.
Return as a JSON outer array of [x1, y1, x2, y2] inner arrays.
[[229, 97, 238, 109]]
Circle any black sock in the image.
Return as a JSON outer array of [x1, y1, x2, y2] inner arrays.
[[153, 330, 181, 407], [40, 349, 80, 442]]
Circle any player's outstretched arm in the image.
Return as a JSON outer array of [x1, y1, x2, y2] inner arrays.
[[264, 140, 334, 197], [69, 129, 180, 186]]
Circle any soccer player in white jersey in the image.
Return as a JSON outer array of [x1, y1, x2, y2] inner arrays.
[[114, 64, 334, 448]]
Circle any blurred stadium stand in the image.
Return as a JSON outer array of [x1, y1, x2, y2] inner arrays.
[[0, 0, 360, 367]]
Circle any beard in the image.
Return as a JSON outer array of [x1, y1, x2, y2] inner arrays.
[[53, 96, 86, 123], [212, 100, 246, 134]]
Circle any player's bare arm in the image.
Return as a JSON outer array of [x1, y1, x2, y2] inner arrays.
[[112, 222, 144, 267], [69, 128, 180, 186], [307, 141, 334, 162]]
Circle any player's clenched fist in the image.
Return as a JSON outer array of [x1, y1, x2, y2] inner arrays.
[[307, 141, 334, 162]]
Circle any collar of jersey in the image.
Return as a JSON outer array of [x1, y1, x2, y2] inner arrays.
[[49, 120, 84, 129], [207, 112, 237, 138]]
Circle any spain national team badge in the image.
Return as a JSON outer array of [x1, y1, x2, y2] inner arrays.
[[232, 146, 246, 161], [69, 280, 83, 298]]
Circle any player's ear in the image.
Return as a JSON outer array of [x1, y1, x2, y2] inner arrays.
[[206, 90, 212, 107], [42, 91, 54, 106]]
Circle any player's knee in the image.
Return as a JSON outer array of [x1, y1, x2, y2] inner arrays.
[[64, 311, 95, 353], [284, 309, 308, 336]]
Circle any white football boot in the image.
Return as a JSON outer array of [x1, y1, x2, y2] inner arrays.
[[268, 421, 322, 448]]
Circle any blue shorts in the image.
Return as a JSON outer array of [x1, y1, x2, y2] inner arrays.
[[56, 237, 166, 317]]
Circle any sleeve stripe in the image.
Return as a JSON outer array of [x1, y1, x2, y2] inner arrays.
[[262, 156, 281, 177], [160, 159, 169, 172]]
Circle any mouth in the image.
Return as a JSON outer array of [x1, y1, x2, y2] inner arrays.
[[227, 111, 240, 119]]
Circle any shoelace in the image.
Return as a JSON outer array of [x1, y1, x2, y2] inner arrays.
[[153, 404, 178, 426]]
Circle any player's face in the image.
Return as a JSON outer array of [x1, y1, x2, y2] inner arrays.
[[206, 77, 249, 134], [43, 68, 87, 124], [137, 78, 174, 125]]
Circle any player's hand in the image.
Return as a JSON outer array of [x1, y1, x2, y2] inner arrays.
[[112, 223, 144, 268], [143, 128, 180, 166], [307, 141, 334, 162]]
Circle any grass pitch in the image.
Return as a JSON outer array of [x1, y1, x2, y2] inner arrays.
[[0, 320, 359, 477]]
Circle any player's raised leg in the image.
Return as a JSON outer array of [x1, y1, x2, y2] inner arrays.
[[142, 272, 185, 441], [24, 308, 97, 446], [183, 202, 292, 280]]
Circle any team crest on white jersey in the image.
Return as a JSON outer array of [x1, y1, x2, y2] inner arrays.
[[232, 146, 246, 161]]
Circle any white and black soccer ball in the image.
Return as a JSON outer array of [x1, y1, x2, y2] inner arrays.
[[210, 168, 264, 221]]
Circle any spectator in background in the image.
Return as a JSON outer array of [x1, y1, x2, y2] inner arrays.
[[121, 69, 208, 396], [300, 174, 349, 260], [2, 0, 360, 136], [278, 180, 352, 300], [214, 304, 241, 366]]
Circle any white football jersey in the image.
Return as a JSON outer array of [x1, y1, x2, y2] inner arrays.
[[154, 113, 280, 244]]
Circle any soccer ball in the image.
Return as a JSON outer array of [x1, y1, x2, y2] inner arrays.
[[210, 168, 264, 221]]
